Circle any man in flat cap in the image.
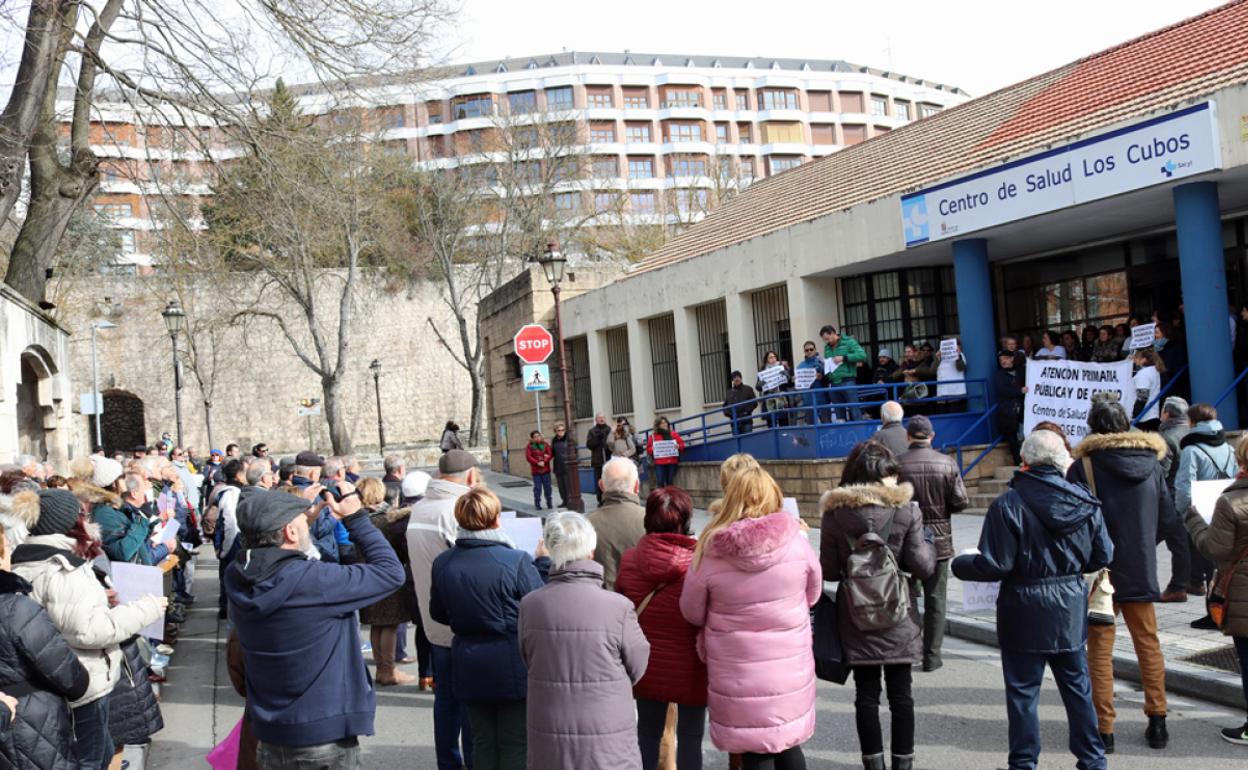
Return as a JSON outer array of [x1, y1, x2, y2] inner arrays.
[[226, 480, 405, 768]]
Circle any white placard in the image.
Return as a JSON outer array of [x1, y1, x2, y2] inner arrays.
[[939, 338, 959, 361], [781, 497, 800, 519], [651, 439, 680, 460], [902, 102, 1221, 246], [1129, 323, 1157, 350], [501, 517, 543, 556], [500, 511, 517, 520], [823, 357, 838, 375], [1022, 359, 1136, 446], [758, 365, 788, 392], [110, 562, 166, 639], [150, 518, 180, 544], [962, 580, 1001, 612], [1191, 479, 1234, 523], [794, 368, 818, 390]]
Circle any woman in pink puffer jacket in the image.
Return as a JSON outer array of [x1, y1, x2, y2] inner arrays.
[[680, 464, 822, 769]]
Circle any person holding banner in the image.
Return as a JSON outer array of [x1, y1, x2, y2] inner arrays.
[[1175, 403, 1238, 625], [755, 351, 794, 429], [821, 325, 867, 422], [794, 342, 827, 425], [994, 351, 1027, 465], [646, 418, 686, 489], [1034, 331, 1067, 361]]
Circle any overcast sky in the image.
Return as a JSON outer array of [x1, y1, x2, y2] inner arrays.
[[447, 0, 1227, 96]]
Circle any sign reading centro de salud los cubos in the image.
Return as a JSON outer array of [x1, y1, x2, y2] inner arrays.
[[901, 102, 1221, 247]]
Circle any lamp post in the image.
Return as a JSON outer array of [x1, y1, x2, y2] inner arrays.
[[161, 299, 186, 448], [89, 319, 116, 450], [369, 358, 386, 451], [530, 241, 584, 512]]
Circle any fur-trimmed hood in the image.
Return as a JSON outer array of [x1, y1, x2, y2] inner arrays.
[[8, 489, 41, 529], [819, 480, 914, 513], [1072, 430, 1167, 460], [709, 510, 801, 571], [68, 480, 122, 508]]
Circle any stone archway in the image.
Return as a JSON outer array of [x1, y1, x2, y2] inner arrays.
[[97, 390, 146, 455], [15, 351, 54, 460]]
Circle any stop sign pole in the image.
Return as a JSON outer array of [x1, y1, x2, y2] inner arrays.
[[514, 324, 554, 448]]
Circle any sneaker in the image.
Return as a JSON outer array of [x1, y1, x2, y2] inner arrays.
[[1221, 723, 1248, 745], [1146, 715, 1169, 749], [360, 642, 373, 655], [1099, 733, 1114, 754], [1158, 589, 1188, 603], [1191, 615, 1219, 630]]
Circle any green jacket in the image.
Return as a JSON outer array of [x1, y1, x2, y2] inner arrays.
[[823, 335, 867, 384]]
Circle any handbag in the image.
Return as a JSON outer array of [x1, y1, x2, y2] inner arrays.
[[811, 588, 850, 684], [1081, 457, 1116, 626], [1210, 543, 1248, 629]]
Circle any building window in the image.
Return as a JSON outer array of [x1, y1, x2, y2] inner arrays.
[[587, 88, 613, 108], [666, 122, 702, 143], [919, 104, 940, 119], [118, 230, 136, 254], [768, 156, 803, 174], [630, 191, 656, 212], [628, 157, 654, 178], [811, 124, 836, 145], [662, 88, 701, 108], [895, 101, 911, 121], [761, 122, 803, 144], [739, 157, 755, 180], [546, 86, 574, 110], [648, 315, 680, 410], [840, 92, 865, 113], [567, 337, 593, 419], [735, 91, 750, 111], [590, 123, 616, 143], [595, 191, 621, 209], [509, 91, 537, 114], [751, 285, 792, 366], [675, 188, 708, 212], [592, 156, 618, 178], [842, 125, 867, 146], [760, 89, 799, 111], [871, 96, 888, 117], [94, 203, 132, 220], [840, 267, 961, 361], [808, 90, 832, 112], [452, 95, 493, 120], [695, 301, 729, 403], [669, 156, 707, 177], [737, 123, 752, 144], [713, 90, 728, 110], [426, 101, 443, 124], [606, 327, 634, 414], [623, 89, 649, 109], [554, 192, 579, 211], [377, 107, 405, 128], [715, 123, 728, 142], [624, 122, 652, 143]]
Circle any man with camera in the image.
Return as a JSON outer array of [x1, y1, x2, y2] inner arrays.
[[225, 479, 406, 769]]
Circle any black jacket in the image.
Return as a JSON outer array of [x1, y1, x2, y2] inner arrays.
[[993, 367, 1025, 424], [953, 466, 1113, 654], [107, 638, 163, 746], [1067, 430, 1175, 602], [551, 435, 570, 474], [722, 383, 757, 420], [0, 571, 90, 770], [586, 424, 612, 468], [898, 442, 970, 560]]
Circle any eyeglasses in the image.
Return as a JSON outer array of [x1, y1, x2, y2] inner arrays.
[[803, 347, 816, 353]]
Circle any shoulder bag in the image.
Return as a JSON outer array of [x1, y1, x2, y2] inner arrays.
[[1082, 456, 1116, 626]]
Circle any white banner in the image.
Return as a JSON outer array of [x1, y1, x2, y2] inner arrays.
[[651, 439, 680, 459], [1129, 323, 1157, 350], [962, 580, 1000, 612], [758, 365, 788, 392], [1023, 360, 1136, 445], [794, 368, 818, 389]]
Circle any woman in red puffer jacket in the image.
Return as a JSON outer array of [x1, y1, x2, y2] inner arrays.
[[616, 486, 708, 770]]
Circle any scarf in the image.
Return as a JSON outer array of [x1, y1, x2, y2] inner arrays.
[[456, 526, 516, 548]]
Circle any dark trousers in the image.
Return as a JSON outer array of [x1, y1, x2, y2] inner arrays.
[[919, 560, 950, 668], [467, 701, 526, 770], [395, 620, 433, 678], [741, 746, 806, 769], [256, 737, 361, 770], [1189, 533, 1216, 587], [654, 464, 678, 488], [593, 464, 605, 504], [828, 386, 862, 422], [853, 664, 914, 756], [1001, 649, 1105, 770], [637, 699, 706, 770], [731, 415, 754, 435], [532, 472, 552, 508], [72, 695, 113, 770], [554, 469, 569, 506], [218, 538, 240, 617], [1162, 513, 1191, 593], [1236, 636, 1248, 715], [431, 645, 474, 770], [998, 417, 1022, 465]]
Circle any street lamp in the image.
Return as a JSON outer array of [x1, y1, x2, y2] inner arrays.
[[89, 319, 117, 450], [529, 241, 584, 512], [161, 299, 186, 448], [369, 358, 386, 451]]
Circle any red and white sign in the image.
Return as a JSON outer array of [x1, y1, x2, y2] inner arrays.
[[514, 324, 554, 364]]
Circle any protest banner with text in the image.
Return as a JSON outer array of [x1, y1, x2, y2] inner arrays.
[[1022, 359, 1135, 445]]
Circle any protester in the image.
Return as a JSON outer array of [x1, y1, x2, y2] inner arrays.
[[890, 345, 922, 383], [398, 470, 434, 689], [795, 342, 828, 425], [682, 465, 821, 769], [820, 441, 935, 770], [525, 430, 555, 510], [874, 348, 899, 386], [1158, 397, 1193, 603], [615, 487, 708, 770], [1067, 398, 1172, 751], [897, 415, 969, 672], [646, 417, 686, 488], [587, 458, 646, 591], [551, 423, 571, 508], [441, 421, 463, 453], [756, 350, 794, 428], [874, 401, 910, 457], [382, 454, 405, 507], [1021, 333, 1037, 359], [1091, 326, 1120, 363], [955, 428, 1112, 770], [1155, 321, 1190, 400], [610, 418, 639, 461], [0, 524, 91, 770], [722, 371, 758, 435], [586, 413, 613, 505], [406, 450, 482, 769], [1132, 348, 1165, 430], [1034, 331, 1067, 361], [208, 458, 246, 619], [1184, 436, 1248, 745], [430, 487, 548, 770], [1175, 403, 1238, 627], [934, 338, 967, 412], [226, 482, 405, 768], [520, 511, 650, 770], [822, 324, 867, 421], [357, 478, 416, 687], [994, 349, 1027, 465]]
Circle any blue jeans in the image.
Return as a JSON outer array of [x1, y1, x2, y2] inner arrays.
[[532, 473, 552, 508], [1001, 650, 1105, 770], [72, 695, 113, 770], [828, 385, 862, 422], [432, 644, 474, 770], [654, 464, 678, 488]]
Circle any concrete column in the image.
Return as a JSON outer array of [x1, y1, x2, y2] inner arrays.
[[586, 329, 612, 417], [672, 306, 703, 414], [953, 238, 995, 409], [788, 275, 840, 353], [627, 318, 655, 426], [724, 291, 756, 382], [1175, 182, 1238, 428]]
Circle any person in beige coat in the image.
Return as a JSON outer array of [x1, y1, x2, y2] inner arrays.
[[587, 458, 646, 591], [1185, 436, 1248, 746]]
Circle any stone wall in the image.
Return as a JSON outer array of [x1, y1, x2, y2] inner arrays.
[[56, 272, 477, 456], [0, 285, 78, 465]]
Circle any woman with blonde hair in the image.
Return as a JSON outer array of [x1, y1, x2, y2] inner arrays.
[[680, 466, 821, 769], [357, 477, 416, 686], [708, 454, 761, 516]]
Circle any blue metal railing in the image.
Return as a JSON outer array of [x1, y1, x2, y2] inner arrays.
[[1214, 364, 1248, 412], [1130, 364, 1189, 427], [940, 404, 1000, 477]]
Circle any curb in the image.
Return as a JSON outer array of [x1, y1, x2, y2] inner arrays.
[[945, 612, 1245, 711]]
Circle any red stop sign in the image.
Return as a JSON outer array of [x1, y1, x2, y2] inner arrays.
[[514, 324, 554, 364]]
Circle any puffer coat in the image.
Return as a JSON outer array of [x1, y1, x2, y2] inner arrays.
[[820, 482, 936, 667], [0, 570, 90, 770], [519, 560, 649, 770], [952, 466, 1114, 654], [1186, 477, 1248, 637], [359, 505, 414, 627], [10, 534, 164, 707], [106, 637, 164, 746], [615, 532, 707, 706], [680, 511, 821, 755]]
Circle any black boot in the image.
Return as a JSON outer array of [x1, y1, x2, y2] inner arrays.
[[892, 754, 914, 770], [862, 754, 885, 770], [1147, 715, 1169, 749], [1100, 733, 1114, 754]]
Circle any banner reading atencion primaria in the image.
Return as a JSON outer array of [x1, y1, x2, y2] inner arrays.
[[1022, 359, 1136, 446]]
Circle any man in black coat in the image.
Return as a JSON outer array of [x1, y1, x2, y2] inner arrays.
[[721, 371, 757, 436], [1066, 398, 1175, 752], [584, 413, 612, 505], [993, 350, 1027, 465], [954, 429, 1112, 770]]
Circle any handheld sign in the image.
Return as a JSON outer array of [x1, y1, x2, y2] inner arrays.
[[758, 365, 788, 392], [502, 517, 543, 556], [1129, 323, 1157, 350], [794, 368, 818, 389], [651, 439, 680, 460], [111, 563, 166, 639], [781, 497, 800, 519], [823, 357, 838, 375], [1191, 479, 1234, 523], [962, 580, 1001, 612], [940, 338, 959, 361]]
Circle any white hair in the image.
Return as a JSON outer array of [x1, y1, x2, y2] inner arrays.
[[244, 458, 270, 486], [880, 401, 904, 425], [1021, 429, 1072, 472], [544, 511, 597, 570], [383, 454, 404, 475], [601, 457, 638, 495], [323, 457, 344, 480]]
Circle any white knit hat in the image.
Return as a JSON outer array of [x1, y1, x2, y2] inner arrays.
[[90, 455, 124, 489], [401, 470, 432, 500]]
